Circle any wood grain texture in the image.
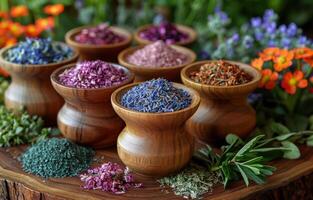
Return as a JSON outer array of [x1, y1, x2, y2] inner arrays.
[[0, 43, 79, 125], [181, 60, 262, 144], [133, 24, 197, 46], [0, 145, 313, 200], [111, 82, 200, 176], [118, 44, 196, 82], [65, 25, 132, 62], [51, 63, 134, 149]]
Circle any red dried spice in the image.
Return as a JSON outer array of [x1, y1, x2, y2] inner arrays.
[[190, 61, 252, 86]]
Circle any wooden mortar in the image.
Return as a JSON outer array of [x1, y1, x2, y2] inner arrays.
[[118, 44, 196, 82], [0, 42, 78, 125], [65, 25, 132, 62], [111, 82, 200, 176], [181, 60, 261, 144], [134, 24, 197, 46], [51, 63, 134, 149]]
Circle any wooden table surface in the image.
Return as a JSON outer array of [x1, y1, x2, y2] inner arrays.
[[0, 145, 313, 200]]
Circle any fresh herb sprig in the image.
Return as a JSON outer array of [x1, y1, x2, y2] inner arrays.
[[0, 106, 59, 147]]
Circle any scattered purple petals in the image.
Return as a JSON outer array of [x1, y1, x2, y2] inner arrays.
[[139, 22, 189, 44], [58, 60, 128, 89], [80, 162, 142, 194], [75, 23, 124, 45], [127, 41, 188, 67]]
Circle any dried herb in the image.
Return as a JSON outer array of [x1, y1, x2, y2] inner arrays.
[[158, 163, 221, 199], [0, 77, 9, 103], [80, 162, 142, 194], [21, 138, 94, 178], [0, 106, 58, 147], [121, 78, 191, 113], [190, 60, 252, 86]]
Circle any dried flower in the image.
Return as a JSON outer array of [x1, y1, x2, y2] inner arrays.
[[121, 78, 191, 113], [127, 41, 188, 67], [190, 60, 252, 86], [58, 60, 128, 89], [80, 162, 142, 194]]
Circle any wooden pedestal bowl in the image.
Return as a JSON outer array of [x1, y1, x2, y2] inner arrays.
[[65, 25, 132, 62], [51, 63, 134, 149], [181, 60, 262, 145], [118, 45, 196, 82], [134, 24, 197, 46], [111, 82, 200, 176], [0, 42, 78, 125]]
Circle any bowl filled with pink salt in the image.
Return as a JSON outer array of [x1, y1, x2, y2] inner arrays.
[[65, 23, 132, 62], [118, 40, 196, 82], [51, 60, 134, 149]]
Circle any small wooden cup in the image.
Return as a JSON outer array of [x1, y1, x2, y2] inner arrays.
[[51, 63, 134, 149], [118, 44, 196, 82], [0, 42, 78, 125], [181, 60, 261, 144], [134, 24, 197, 46], [65, 25, 132, 62], [111, 82, 200, 176]]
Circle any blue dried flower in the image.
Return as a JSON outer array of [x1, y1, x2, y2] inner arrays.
[[121, 78, 191, 113], [5, 38, 73, 65]]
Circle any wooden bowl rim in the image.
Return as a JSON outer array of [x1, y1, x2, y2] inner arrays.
[[111, 81, 201, 116], [134, 24, 197, 46], [181, 60, 262, 89], [65, 25, 132, 49], [50, 62, 135, 91], [118, 44, 197, 71], [0, 41, 79, 68]]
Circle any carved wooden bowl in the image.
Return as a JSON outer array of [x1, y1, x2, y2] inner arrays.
[[0, 42, 79, 125], [51, 63, 134, 149], [111, 82, 200, 176], [181, 60, 262, 144]]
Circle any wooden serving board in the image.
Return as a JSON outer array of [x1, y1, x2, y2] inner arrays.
[[0, 145, 313, 200]]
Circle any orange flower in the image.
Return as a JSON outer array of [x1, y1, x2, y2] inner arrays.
[[36, 17, 55, 30], [273, 49, 294, 72], [0, 11, 8, 18], [9, 22, 24, 37], [259, 69, 279, 90], [10, 5, 29, 18], [291, 47, 313, 59], [5, 37, 17, 47], [251, 58, 264, 70], [0, 20, 11, 30], [304, 57, 313, 67], [25, 24, 42, 37], [281, 70, 308, 95], [259, 47, 280, 61], [44, 4, 64, 16]]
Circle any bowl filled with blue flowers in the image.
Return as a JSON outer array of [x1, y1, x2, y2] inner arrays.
[[111, 78, 200, 176], [0, 38, 78, 125]]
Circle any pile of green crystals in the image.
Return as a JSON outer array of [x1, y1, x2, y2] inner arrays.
[[158, 163, 222, 199], [21, 138, 94, 178]]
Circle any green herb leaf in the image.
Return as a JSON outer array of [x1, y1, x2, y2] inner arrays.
[[281, 141, 301, 159]]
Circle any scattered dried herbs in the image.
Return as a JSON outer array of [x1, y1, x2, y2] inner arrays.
[[5, 38, 73, 65], [21, 138, 94, 178], [139, 22, 189, 44], [80, 162, 142, 194], [190, 60, 252, 86], [75, 23, 124, 45], [127, 41, 188, 67], [121, 78, 191, 113], [58, 60, 128, 89], [0, 106, 58, 147], [158, 163, 221, 199]]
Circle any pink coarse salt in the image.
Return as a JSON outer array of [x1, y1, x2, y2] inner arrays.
[[80, 162, 142, 194], [127, 40, 188, 67], [58, 60, 128, 89]]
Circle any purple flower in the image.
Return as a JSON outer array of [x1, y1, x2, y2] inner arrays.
[[281, 38, 291, 49], [265, 22, 277, 34], [217, 11, 229, 23], [286, 23, 298, 37], [199, 51, 210, 60], [243, 36, 254, 49], [298, 36, 311, 46], [263, 9, 275, 22], [231, 33, 240, 43], [279, 25, 287, 34], [268, 40, 277, 47], [254, 31, 264, 41], [251, 17, 262, 27]]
